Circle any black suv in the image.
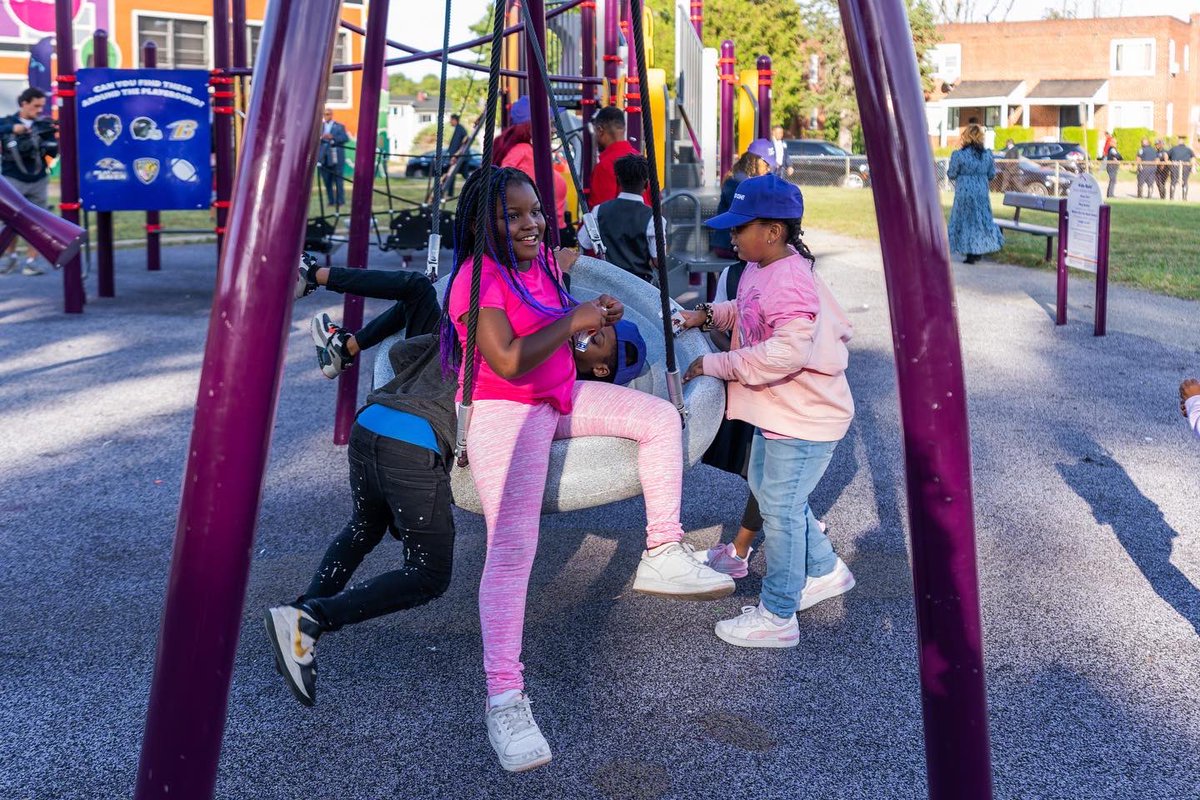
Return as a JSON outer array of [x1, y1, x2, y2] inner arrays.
[[782, 139, 871, 188], [1002, 141, 1088, 173], [405, 149, 483, 178]]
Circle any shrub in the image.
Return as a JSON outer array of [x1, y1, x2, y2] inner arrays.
[[1113, 127, 1156, 160], [992, 126, 1035, 147]]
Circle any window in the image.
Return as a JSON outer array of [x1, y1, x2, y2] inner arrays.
[[1186, 45, 1191, 72], [1109, 101, 1154, 130], [984, 107, 1000, 128], [1058, 107, 1081, 128], [247, 22, 262, 67], [1111, 38, 1155, 76], [326, 32, 351, 105], [137, 16, 209, 69], [947, 107, 961, 129], [927, 44, 961, 83]]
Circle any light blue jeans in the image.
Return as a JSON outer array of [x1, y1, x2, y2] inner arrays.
[[747, 431, 840, 618]]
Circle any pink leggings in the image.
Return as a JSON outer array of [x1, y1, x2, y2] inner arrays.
[[468, 380, 684, 695]]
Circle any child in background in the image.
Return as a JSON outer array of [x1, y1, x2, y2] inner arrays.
[[594, 154, 661, 284], [679, 174, 855, 648], [1182, 378, 1200, 440], [443, 167, 733, 772]]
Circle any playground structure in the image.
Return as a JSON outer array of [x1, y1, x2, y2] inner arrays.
[[15, 0, 985, 797]]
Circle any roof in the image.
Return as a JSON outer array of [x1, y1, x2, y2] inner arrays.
[[389, 94, 445, 112], [944, 80, 1023, 101], [1025, 79, 1107, 101]]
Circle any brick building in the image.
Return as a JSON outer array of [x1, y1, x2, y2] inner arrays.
[[926, 14, 1200, 150]]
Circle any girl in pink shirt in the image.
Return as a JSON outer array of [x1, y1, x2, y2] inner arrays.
[[680, 174, 856, 649], [441, 167, 733, 772]]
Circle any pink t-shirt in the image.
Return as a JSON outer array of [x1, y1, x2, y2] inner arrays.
[[448, 251, 576, 413]]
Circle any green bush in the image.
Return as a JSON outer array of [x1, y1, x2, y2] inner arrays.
[[992, 126, 1035, 147], [1113, 127, 1156, 160]]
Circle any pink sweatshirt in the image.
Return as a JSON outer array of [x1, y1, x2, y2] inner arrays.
[[702, 251, 855, 442]]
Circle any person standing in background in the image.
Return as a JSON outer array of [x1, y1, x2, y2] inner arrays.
[[1135, 138, 1157, 199], [946, 124, 1004, 265], [318, 108, 349, 208], [1154, 139, 1170, 200], [445, 112, 468, 198], [0, 87, 57, 276], [588, 105, 642, 206], [770, 125, 787, 175], [1104, 140, 1122, 199], [1167, 136, 1194, 201]]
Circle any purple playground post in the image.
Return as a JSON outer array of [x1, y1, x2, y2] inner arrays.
[[756, 55, 772, 140], [690, 0, 703, 38], [581, 0, 596, 190], [620, 0, 642, 149], [718, 40, 735, 181], [603, 0, 620, 103], [1094, 204, 1110, 337], [333, 0, 390, 445], [94, 29, 115, 298], [55, 0, 84, 313], [132, 0, 343, 796], [143, 42, 161, 272], [212, 0, 234, 255], [837, 0, 994, 798], [1056, 206, 1068, 325], [524, 0, 560, 247]]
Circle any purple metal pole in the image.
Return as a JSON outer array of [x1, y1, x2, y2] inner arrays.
[[1056, 207, 1068, 325], [621, 0, 642, 149], [837, 1, 993, 798], [55, 0, 84, 313], [94, 30, 115, 298], [143, 42, 161, 272], [212, 0, 234, 256], [132, 0, 342, 796], [604, 0, 620, 103], [333, 0, 391, 445], [524, 0, 559, 247], [718, 40, 735, 180], [756, 55, 772, 140], [231, 0, 248, 136], [1094, 204, 1110, 336], [581, 0, 596, 191], [690, 0, 702, 37]]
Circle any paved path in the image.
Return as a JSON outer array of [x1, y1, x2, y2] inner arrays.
[[1, 238, 1197, 799]]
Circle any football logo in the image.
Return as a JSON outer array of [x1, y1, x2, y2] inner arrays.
[[170, 158, 199, 183], [134, 158, 160, 184], [94, 114, 121, 146], [131, 116, 163, 141], [167, 120, 199, 141], [92, 158, 127, 181]]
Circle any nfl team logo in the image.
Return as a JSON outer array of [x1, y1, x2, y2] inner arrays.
[[94, 114, 121, 146], [134, 158, 160, 185], [131, 117, 164, 141], [167, 120, 199, 141], [92, 158, 127, 181]]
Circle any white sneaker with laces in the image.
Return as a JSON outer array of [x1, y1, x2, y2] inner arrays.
[[714, 603, 800, 648], [264, 605, 320, 706], [799, 557, 855, 611], [20, 259, 43, 276], [485, 693, 553, 772], [632, 542, 735, 600]]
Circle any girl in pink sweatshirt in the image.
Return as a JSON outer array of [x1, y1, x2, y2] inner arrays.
[[680, 174, 856, 648]]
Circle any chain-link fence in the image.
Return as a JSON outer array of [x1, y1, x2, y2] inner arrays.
[[780, 156, 873, 189]]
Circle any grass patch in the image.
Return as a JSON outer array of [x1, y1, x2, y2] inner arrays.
[[798, 186, 1200, 301]]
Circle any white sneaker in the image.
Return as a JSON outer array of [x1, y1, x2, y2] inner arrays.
[[485, 693, 553, 772], [632, 542, 735, 600], [715, 603, 800, 648], [0, 254, 17, 274], [263, 605, 320, 706], [20, 259, 43, 276], [799, 557, 855, 611]]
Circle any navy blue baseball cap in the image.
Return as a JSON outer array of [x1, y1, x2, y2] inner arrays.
[[612, 319, 648, 386], [704, 173, 804, 229]]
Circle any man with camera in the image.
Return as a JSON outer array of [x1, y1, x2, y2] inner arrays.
[[0, 88, 58, 276]]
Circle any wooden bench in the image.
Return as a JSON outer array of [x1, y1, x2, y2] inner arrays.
[[994, 192, 1064, 262]]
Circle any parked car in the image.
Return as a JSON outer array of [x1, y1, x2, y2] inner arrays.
[[782, 139, 871, 189], [405, 149, 483, 178], [988, 157, 1074, 197], [1001, 141, 1088, 173]]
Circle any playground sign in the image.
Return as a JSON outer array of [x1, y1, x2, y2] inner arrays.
[[1065, 172, 1101, 273], [76, 68, 212, 212]]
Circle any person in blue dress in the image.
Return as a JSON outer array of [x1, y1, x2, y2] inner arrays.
[[946, 124, 1004, 264]]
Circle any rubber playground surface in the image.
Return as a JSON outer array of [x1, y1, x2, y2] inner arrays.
[[2, 235, 1198, 799]]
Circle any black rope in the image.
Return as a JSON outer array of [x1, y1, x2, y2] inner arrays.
[[425, 0, 454, 279], [457, 0, 507, 465], [628, 0, 681, 383]]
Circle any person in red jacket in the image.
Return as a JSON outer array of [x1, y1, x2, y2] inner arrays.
[[589, 105, 645, 206]]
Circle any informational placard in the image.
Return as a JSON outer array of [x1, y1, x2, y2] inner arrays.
[[76, 68, 212, 212], [1065, 172, 1101, 273]]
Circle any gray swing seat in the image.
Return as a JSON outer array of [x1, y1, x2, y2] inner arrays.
[[373, 255, 726, 514]]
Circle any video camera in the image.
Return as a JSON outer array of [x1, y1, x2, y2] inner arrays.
[[3, 117, 59, 168]]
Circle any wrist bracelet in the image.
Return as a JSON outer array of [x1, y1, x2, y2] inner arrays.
[[694, 303, 714, 332]]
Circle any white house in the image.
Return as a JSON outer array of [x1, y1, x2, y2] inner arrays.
[[387, 92, 451, 163]]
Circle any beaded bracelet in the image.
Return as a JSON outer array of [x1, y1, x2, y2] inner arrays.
[[694, 302, 714, 332]]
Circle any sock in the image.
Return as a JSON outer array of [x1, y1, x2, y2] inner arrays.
[[489, 689, 522, 709], [646, 542, 675, 556]]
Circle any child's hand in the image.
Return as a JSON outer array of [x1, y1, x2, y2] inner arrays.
[[570, 300, 607, 335], [1181, 378, 1200, 416], [596, 294, 624, 325], [676, 309, 706, 330], [682, 356, 705, 382], [554, 246, 580, 273]]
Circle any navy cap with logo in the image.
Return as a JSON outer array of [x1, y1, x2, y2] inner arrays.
[[611, 319, 648, 386], [704, 173, 804, 230]]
